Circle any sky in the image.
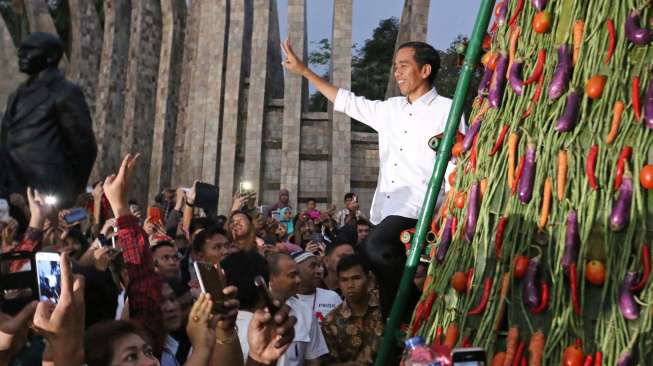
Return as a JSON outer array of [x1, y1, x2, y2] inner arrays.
[[276, 0, 483, 59]]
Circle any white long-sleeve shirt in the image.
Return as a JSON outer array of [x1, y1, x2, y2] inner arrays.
[[334, 87, 465, 224]]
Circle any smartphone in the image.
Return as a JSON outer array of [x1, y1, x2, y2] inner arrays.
[[194, 182, 219, 212], [193, 261, 226, 312], [35, 252, 62, 303], [64, 208, 88, 225], [254, 275, 280, 314], [452, 347, 486, 366], [147, 206, 163, 224], [310, 232, 323, 244], [0, 252, 38, 314]]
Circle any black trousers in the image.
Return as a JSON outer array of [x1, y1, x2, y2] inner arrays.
[[360, 215, 419, 320]]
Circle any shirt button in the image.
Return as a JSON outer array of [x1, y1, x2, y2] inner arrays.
[[386, 195, 390, 199], [400, 148, 403, 151], [392, 180, 395, 183], [404, 130, 408, 134], [394, 163, 398, 166], [409, 113, 412, 116]]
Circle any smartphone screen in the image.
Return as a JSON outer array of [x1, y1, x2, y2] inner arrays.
[[147, 206, 163, 224], [64, 208, 88, 225], [452, 348, 486, 366], [194, 261, 226, 312], [35, 252, 62, 303]]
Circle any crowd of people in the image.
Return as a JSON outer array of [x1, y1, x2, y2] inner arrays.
[[0, 153, 397, 366]]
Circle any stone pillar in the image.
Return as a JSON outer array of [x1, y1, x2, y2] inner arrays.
[[183, 0, 228, 185], [67, 0, 103, 115], [218, 0, 253, 213], [385, 0, 430, 98], [0, 16, 22, 118], [171, 0, 200, 187], [329, 0, 352, 206], [23, 0, 68, 68], [281, 0, 307, 209], [91, 0, 131, 183], [244, 0, 278, 199], [149, 0, 186, 202], [121, 0, 162, 202]]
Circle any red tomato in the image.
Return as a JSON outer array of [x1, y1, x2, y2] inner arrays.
[[451, 271, 467, 292], [448, 171, 457, 187], [487, 53, 499, 71], [586, 260, 606, 286], [452, 142, 464, 157], [585, 75, 607, 99], [454, 192, 467, 209], [482, 34, 492, 51], [640, 164, 653, 189], [562, 344, 584, 366], [513, 256, 529, 279], [532, 11, 552, 33]]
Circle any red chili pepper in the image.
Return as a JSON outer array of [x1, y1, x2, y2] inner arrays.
[[461, 335, 472, 347], [521, 104, 533, 119], [604, 19, 615, 64], [614, 146, 632, 191], [471, 134, 479, 172], [435, 325, 443, 346], [570, 262, 582, 316], [468, 277, 493, 315], [633, 77, 641, 122], [511, 155, 525, 195], [490, 125, 510, 156], [583, 355, 594, 366], [524, 49, 546, 85], [631, 244, 651, 291], [530, 281, 549, 314], [466, 268, 475, 295], [494, 216, 508, 259], [512, 341, 525, 366], [508, 0, 525, 27], [531, 72, 545, 103], [586, 144, 599, 190], [410, 292, 437, 332], [594, 351, 602, 366]]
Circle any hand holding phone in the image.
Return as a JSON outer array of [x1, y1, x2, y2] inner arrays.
[[63, 208, 88, 225], [35, 252, 62, 303], [452, 347, 486, 366]]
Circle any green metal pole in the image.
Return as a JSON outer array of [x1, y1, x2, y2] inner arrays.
[[374, 1, 495, 365]]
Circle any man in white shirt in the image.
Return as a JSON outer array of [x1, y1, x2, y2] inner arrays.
[[291, 250, 342, 323], [268, 253, 329, 366], [282, 39, 462, 318]]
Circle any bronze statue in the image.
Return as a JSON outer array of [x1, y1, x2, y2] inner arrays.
[[0, 32, 97, 207]]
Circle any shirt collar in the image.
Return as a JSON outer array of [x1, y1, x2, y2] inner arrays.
[[402, 87, 438, 108], [338, 291, 380, 319]]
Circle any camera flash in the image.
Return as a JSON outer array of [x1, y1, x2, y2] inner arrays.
[[44, 195, 57, 206], [241, 181, 252, 191]]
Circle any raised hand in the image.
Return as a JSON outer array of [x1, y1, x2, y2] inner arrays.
[[103, 154, 140, 218], [0, 302, 37, 363], [247, 302, 296, 364], [27, 187, 46, 229], [1, 219, 18, 253], [186, 293, 217, 355], [32, 251, 85, 365], [281, 38, 308, 76]]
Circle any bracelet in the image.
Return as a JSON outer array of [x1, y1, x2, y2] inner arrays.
[[186, 202, 194, 207], [246, 356, 275, 366]]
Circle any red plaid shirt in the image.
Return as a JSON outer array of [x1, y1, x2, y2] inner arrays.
[[116, 214, 165, 354]]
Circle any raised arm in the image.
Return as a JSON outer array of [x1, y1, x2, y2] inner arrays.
[[281, 39, 338, 102]]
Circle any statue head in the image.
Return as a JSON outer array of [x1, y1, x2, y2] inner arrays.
[[17, 32, 64, 75]]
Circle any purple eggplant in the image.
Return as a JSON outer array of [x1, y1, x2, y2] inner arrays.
[[644, 73, 653, 129], [616, 350, 634, 366], [561, 211, 579, 274], [531, 0, 547, 11], [464, 181, 481, 243], [548, 44, 572, 100], [625, 10, 653, 45], [609, 176, 633, 231], [489, 53, 508, 108], [522, 256, 541, 309], [462, 120, 482, 152], [619, 272, 641, 320], [508, 60, 524, 95], [478, 66, 494, 96], [518, 143, 536, 204], [555, 90, 581, 132], [436, 216, 454, 262]]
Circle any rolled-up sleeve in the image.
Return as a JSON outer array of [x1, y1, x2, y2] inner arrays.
[[333, 88, 386, 132]]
